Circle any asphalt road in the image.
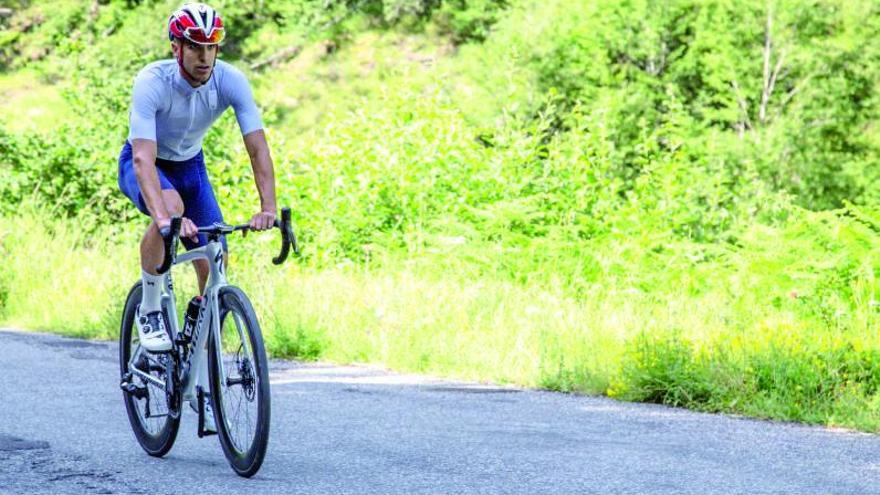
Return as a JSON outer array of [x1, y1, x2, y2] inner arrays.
[[1, 328, 879, 495]]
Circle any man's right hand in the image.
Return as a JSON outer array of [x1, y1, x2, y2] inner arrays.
[[157, 216, 199, 242]]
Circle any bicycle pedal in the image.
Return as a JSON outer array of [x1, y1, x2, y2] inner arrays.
[[122, 383, 148, 400], [145, 348, 173, 355]]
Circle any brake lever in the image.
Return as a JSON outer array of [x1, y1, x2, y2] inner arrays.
[[156, 217, 182, 274], [272, 207, 299, 265]]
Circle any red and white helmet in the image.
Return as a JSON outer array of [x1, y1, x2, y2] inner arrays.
[[168, 3, 225, 45]]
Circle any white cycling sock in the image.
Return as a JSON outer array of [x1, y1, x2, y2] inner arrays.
[[140, 270, 164, 314]]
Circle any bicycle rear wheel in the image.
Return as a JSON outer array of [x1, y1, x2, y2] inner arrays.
[[208, 285, 271, 478], [119, 281, 181, 457]]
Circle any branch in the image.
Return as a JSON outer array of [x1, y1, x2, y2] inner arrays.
[[779, 72, 814, 109], [731, 78, 753, 135], [250, 45, 303, 71], [645, 41, 669, 77], [0, 8, 13, 17], [762, 50, 786, 121], [248, 0, 362, 72], [88, 1, 99, 23], [759, 8, 773, 123]]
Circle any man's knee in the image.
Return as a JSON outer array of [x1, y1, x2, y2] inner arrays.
[[142, 190, 185, 240], [162, 189, 185, 217]]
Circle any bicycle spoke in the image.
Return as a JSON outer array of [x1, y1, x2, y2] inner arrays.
[[245, 394, 253, 448], [218, 307, 260, 453], [229, 357, 254, 450], [235, 388, 245, 448], [127, 330, 175, 433], [231, 311, 254, 359]]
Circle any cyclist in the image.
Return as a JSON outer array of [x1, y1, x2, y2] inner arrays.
[[117, 2, 277, 354]]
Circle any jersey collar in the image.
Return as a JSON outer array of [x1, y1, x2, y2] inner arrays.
[[173, 65, 211, 96]]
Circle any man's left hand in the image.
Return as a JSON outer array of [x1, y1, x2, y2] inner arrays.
[[249, 210, 276, 231]]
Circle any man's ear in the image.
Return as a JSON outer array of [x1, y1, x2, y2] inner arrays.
[[170, 39, 180, 56]]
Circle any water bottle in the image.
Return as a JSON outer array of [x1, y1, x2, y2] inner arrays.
[[183, 296, 203, 342]]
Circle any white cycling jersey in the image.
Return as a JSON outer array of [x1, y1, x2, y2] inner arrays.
[[127, 59, 263, 161]]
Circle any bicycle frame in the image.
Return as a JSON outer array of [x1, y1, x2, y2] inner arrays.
[[121, 208, 295, 476], [127, 239, 231, 405]]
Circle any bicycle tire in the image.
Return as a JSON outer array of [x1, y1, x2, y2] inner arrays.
[[208, 285, 271, 478], [119, 281, 181, 457]]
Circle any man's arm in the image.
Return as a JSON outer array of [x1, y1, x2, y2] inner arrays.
[[131, 139, 198, 241], [243, 129, 277, 230], [132, 139, 171, 226]]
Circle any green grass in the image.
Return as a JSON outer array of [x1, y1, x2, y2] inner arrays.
[[0, 69, 72, 132], [2, 203, 880, 432]]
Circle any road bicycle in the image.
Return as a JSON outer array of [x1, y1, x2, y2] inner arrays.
[[119, 208, 297, 477]]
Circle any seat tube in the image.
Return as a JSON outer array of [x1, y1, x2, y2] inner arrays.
[[206, 241, 227, 288], [162, 272, 180, 337]]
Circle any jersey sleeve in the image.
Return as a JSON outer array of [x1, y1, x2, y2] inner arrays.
[[128, 71, 162, 142], [225, 65, 264, 136]]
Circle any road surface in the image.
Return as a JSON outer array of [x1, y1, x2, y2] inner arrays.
[[1, 328, 879, 494]]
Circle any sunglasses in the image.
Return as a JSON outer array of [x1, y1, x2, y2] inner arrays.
[[184, 26, 225, 45]]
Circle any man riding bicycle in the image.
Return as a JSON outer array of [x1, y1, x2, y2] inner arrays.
[[117, 3, 277, 355]]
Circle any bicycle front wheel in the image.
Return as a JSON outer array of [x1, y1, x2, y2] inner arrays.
[[119, 281, 180, 457], [208, 285, 271, 478]]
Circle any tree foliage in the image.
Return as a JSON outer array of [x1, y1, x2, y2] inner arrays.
[[1, 0, 879, 248]]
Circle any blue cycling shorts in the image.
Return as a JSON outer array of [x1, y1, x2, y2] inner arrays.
[[118, 141, 227, 251]]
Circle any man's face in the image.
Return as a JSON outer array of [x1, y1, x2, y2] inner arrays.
[[173, 39, 218, 83]]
